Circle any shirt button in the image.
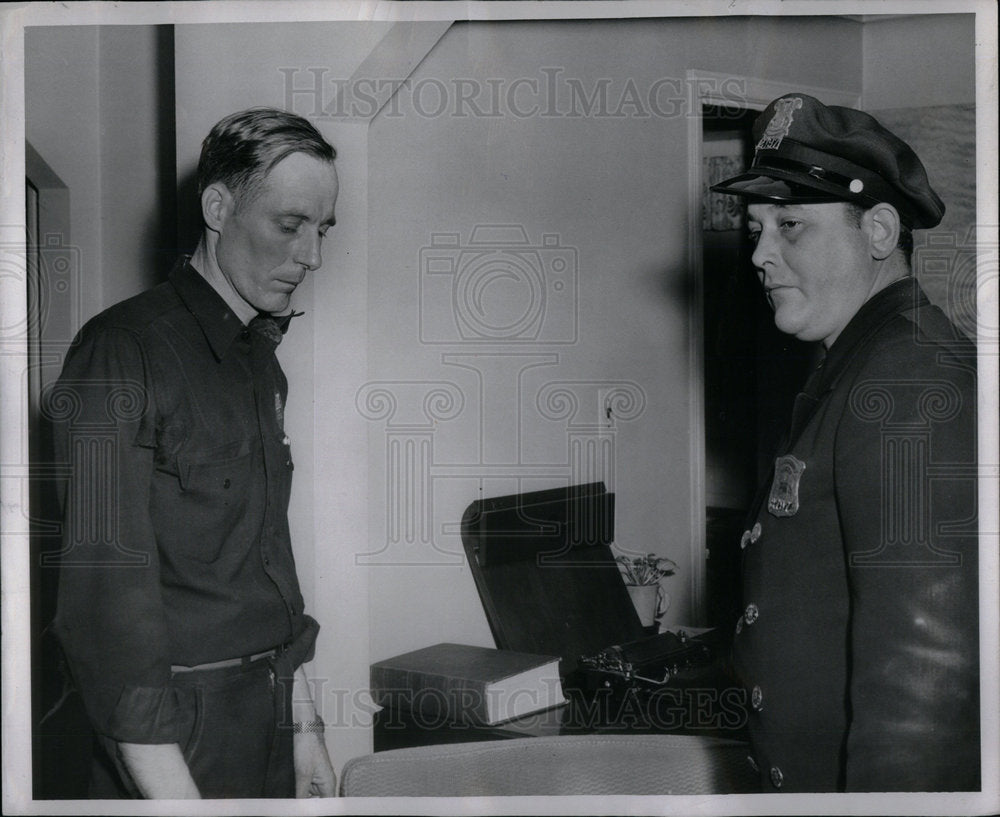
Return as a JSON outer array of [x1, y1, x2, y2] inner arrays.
[[263, 556, 270, 566], [770, 766, 784, 789], [751, 685, 764, 710], [223, 478, 231, 489], [750, 522, 762, 543], [744, 603, 759, 625], [740, 530, 751, 550]]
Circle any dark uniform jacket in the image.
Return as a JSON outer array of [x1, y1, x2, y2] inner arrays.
[[733, 277, 979, 792], [50, 259, 317, 745]]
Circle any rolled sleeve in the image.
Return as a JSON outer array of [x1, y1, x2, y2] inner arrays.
[[285, 614, 320, 670]]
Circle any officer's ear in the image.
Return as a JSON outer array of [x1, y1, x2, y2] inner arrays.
[[201, 182, 236, 235], [865, 203, 901, 260]]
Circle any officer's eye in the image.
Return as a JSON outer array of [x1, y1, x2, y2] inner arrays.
[[747, 230, 760, 245], [278, 223, 299, 234], [779, 219, 802, 231]]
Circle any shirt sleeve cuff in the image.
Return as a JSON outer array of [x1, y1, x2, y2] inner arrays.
[[102, 683, 186, 744], [284, 614, 320, 669]]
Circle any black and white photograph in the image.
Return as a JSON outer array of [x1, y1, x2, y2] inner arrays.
[[1, 1, 997, 814]]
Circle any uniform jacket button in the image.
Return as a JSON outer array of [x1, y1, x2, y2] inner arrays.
[[770, 766, 784, 789], [744, 602, 759, 625], [740, 530, 751, 550], [750, 522, 762, 542], [751, 685, 764, 710]]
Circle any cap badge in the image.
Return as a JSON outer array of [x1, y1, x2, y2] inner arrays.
[[757, 97, 803, 151], [849, 179, 865, 193], [768, 454, 806, 517]]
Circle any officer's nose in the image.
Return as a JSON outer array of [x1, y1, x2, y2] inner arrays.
[[750, 228, 776, 272]]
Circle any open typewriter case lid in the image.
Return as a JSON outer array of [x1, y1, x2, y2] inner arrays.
[[460, 482, 646, 676]]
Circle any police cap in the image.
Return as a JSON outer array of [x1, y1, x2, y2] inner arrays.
[[711, 93, 944, 229]]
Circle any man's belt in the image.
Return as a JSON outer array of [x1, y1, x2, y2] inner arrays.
[[171, 644, 286, 673]]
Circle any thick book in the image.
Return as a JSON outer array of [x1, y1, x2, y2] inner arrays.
[[370, 642, 568, 726]]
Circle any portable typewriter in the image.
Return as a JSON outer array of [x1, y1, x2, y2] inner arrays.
[[460, 482, 723, 700]]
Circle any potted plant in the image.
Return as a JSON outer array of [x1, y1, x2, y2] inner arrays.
[[615, 553, 678, 627]]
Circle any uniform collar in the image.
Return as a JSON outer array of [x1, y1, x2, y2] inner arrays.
[[168, 257, 247, 361], [772, 276, 926, 466], [814, 276, 926, 395]]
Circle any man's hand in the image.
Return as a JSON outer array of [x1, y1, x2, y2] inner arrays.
[[293, 731, 337, 797], [118, 742, 201, 799], [291, 665, 337, 797]]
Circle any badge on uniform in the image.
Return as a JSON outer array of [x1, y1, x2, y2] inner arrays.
[[274, 389, 284, 430], [768, 455, 806, 517]]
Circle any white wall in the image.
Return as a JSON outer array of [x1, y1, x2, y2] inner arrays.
[[863, 14, 976, 109], [25, 26, 103, 330], [862, 14, 978, 336], [97, 26, 176, 304], [365, 16, 863, 662], [26, 26, 172, 329]]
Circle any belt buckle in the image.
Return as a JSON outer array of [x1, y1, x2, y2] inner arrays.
[[242, 648, 272, 668], [241, 642, 287, 668], [171, 640, 290, 673]]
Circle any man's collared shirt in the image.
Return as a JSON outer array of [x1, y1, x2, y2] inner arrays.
[[51, 259, 313, 744]]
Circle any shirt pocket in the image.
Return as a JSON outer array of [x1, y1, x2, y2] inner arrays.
[[174, 439, 257, 563]]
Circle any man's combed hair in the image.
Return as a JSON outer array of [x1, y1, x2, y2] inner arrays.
[[197, 107, 336, 207]]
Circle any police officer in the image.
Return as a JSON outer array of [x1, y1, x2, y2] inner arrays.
[[713, 94, 979, 792]]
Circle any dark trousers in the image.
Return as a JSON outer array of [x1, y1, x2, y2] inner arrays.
[[90, 654, 295, 799]]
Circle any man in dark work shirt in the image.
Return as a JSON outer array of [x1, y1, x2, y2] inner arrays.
[[49, 108, 339, 798]]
